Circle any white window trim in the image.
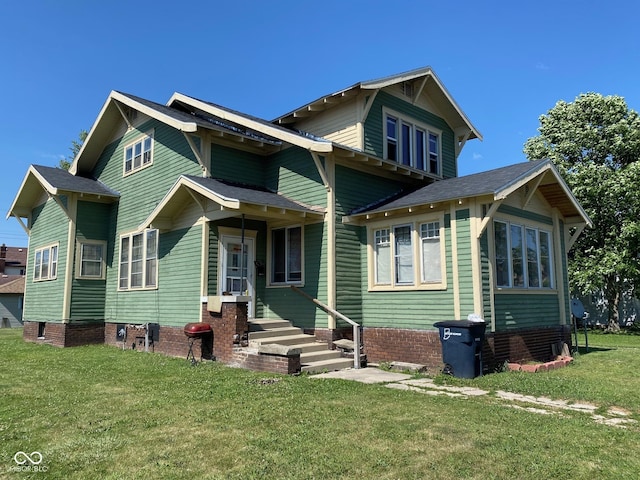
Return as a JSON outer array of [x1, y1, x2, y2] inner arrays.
[[267, 224, 305, 287], [367, 214, 446, 291], [33, 243, 59, 282], [117, 229, 158, 291], [75, 240, 107, 280], [383, 108, 442, 177], [123, 130, 154, 176], [492, 218, 555, 291]]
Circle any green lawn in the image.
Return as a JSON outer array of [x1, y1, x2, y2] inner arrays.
[[1, 328, 639, 479]]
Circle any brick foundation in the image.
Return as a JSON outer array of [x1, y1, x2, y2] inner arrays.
[[231, 348, 301, 375], [23, 321, 104, 347], [363, 325, 573, 372]]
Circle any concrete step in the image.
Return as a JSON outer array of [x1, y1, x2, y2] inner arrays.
[[302, 357, 355, 373], [248, 318, 292, 331], [301, 349, 344, 363], [287, 342, 330, 354], [248, 326, 302, 341], [249, 333, 316, 347]]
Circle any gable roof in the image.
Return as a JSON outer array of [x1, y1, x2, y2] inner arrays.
[[141, 175, 325, 231], [0, 276, 25, 294], [344, 159, 591, 226], [7, 165, 120, 220], [272, 66, 482, 142]]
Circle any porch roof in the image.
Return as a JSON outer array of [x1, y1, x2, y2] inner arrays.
[[7, 165, 120, 220], [141, 175, 325, 231], [343, 159, 592, 226]]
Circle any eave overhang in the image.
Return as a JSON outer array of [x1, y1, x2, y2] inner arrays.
[[7, 165, 120, 221], [141, 175, 325, 232]]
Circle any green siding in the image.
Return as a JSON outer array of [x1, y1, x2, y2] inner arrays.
[[105, 227, 201, 326], [455, 209, 475, 317], [265, 147, 326, 208], [262, 222, 328, 328], [334, 165, 408, 322], [211, 144, 266, 186], [479, 232, 492, 321], [363, 91, 457, 178], [360, 214, 456, 329], [24, 200, 68, 321], [494, 294, 560, 330], [70, 201, 112, 321], [497, 204, 553, 226], [94, 120, 203, 326]]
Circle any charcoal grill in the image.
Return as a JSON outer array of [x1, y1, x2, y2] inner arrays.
[[184, 323, 212, 365]]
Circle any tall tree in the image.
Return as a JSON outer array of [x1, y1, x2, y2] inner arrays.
[[524, 93, 640, 331], [59, 129, 88, 170]]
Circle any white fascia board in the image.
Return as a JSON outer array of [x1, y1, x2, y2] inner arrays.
[[168, 93, 333, 153], [6, 166, 56, 220], [70, 91, 198, 175], [139, 176, 240, 229]]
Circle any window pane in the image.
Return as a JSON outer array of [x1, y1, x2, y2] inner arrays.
[[386, 116, 397, 161], [415, 129, 425, 170], [394, 225, 413, 285], [143, 137, 152, 164], [421, 222, 441, 282], [131, 234, 143, 288], [539, 231, 552, 287], [428, 133, 439, 174], [51, 246, 58, 278], [125, 147, 133, 172], [511, 225, 524, 287], [272, 228, 286, 283], [145, 230, 157, 287], [375, 229, 391, 284], [287, 227, 302, 282], [526, 228, 540, 287], [401, 123, 411, 166], [494, 222, 509, 287], [34, 251, 42, 280], [119, 237, 129, 288], [42, 249, 49, 279], [133, 141, 142, 168]]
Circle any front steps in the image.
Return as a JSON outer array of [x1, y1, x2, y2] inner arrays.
[[248, 318, 353, 373]]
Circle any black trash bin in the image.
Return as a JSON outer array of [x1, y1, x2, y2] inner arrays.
[[433, 320, 486, 378]]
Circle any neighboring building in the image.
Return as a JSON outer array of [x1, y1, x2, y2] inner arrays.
[[7, 67, 590, 372], [0, 244, 27, 327]]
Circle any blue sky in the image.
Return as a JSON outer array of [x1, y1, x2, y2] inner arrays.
[[2, 0, 639, 246]]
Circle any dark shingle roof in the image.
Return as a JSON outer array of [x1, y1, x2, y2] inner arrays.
[[0, 276, 25, 294], [356, 160, 550, 214], [32, 165, 120, 197], [183, 176, 323, 213]]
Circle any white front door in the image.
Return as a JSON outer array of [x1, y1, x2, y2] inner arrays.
[[220, 235, 255, 317]]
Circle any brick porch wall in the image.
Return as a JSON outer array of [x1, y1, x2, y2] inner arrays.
[[362, 325, 573, 372]]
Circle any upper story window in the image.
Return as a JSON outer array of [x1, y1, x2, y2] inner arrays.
[[118, 229, 158, 290], [270, 225, 303, 285], [34, 244, 58, 281], [494, 220, 554, 289], [76, 241, 106, 279], [124, 131, 154, 175], [384, 111, 441, 176], [371, 218, 445, 290]]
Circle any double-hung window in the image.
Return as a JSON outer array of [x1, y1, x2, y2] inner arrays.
[[119, 229, 158, 290], [76, 241, 106, 279], [33, 244, 58, 281], [494, 220, 553, 289], [124, 131, 154, 175], [384, 111, 441, 176], [372, 219, 444, 290], [271, 226, 302, 284]]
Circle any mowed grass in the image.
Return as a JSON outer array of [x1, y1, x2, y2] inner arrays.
[[1, 328, 639, 479]]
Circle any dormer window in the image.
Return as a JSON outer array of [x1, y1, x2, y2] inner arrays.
[[384, 111, 441, 176], [124, 131, 154, 175]]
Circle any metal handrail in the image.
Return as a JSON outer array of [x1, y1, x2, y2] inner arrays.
[[290, 285, 361, 369]]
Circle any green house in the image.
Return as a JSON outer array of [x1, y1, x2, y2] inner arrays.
[[7, 67, 590, 373]]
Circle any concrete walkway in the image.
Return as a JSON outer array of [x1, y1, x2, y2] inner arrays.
[[313, 367, 637, 428]]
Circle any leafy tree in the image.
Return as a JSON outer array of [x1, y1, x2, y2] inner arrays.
[[59, 129, 88, 170], [524, 93, 640, 331]]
